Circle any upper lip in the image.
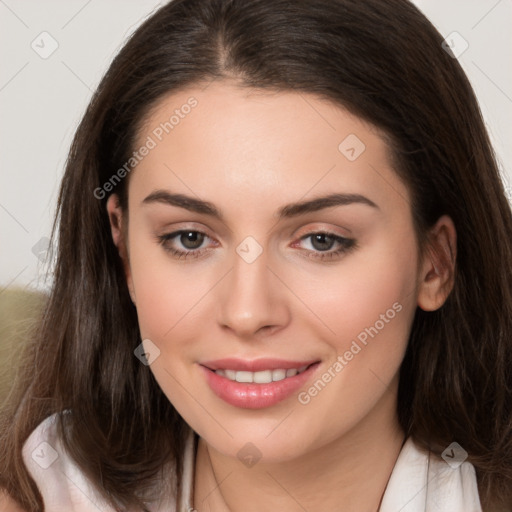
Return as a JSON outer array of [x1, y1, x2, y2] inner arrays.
[[200, 357, 319, 372]]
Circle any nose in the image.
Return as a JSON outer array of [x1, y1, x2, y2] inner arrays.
[[216, 245, 290, 339]]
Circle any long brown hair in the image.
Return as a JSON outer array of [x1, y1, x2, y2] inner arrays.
[[2, 0, 511, 510]]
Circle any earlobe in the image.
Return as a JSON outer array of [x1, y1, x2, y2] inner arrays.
[[417, 215, 457, 312], [106, 194, 136, 304]]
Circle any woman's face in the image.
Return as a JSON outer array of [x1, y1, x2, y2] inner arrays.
[[108, 80, 444, 461]]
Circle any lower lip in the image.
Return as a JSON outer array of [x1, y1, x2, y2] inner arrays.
[[200, 363, 320, 409]]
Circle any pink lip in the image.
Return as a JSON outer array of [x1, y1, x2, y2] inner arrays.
[[199, 360, 321, 409], [201, 357, 319, 372]]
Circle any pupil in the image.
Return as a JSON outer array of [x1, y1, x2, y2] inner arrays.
[[312, 233, 334, 251]]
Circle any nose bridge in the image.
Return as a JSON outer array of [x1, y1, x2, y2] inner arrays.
[[216, 237, 289, 337]]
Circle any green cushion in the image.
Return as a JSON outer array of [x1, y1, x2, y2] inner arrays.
[[0, 288, 47, 406]]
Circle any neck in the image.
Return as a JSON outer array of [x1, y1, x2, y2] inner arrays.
[[193, 379, 405, 512]]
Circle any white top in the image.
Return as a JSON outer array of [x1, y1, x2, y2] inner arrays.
[[22, 413, 482, 512]]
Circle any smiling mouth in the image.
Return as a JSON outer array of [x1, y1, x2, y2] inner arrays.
[[200, 360, 321, 409]]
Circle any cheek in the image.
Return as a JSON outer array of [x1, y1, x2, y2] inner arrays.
[[292, 242, 417, 443], [127, 238, 219, 430], [127, 232, 219, 358], [307, 235, 417, 348], [301, 233, 417, 413], [130, 252, 199, 340], [126, 226, 175, 329]]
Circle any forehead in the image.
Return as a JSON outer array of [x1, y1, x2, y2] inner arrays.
[[129, 80, 409, 216]]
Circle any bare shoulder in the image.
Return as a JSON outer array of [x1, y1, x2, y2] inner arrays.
[[0, 491, 28, 512]]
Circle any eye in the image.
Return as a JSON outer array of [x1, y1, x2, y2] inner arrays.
[[156, 229, 356, 262], [293, 231, 356, 261], [156, 230, 214, 259]]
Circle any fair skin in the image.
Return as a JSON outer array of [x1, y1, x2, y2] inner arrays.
[[107, 80, 456, 512]]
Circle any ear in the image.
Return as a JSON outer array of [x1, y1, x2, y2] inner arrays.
[[417, 215, 457, 311], [106, 194, 136, 304]]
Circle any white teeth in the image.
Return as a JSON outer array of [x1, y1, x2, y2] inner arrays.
[[253, 370, 272, 384], [214, 366, 309, 383], [235, 371, 253, 383], [272, 369, 286, 381], [225, 369, 236, 380]]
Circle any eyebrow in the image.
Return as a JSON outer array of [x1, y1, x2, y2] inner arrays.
[[142, 190, 379, 220]]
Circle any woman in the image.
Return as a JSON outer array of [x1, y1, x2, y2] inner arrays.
[[1, 0, 511, 510]]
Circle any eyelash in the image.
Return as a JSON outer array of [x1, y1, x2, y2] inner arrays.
[[156, 230, 356, 261]]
